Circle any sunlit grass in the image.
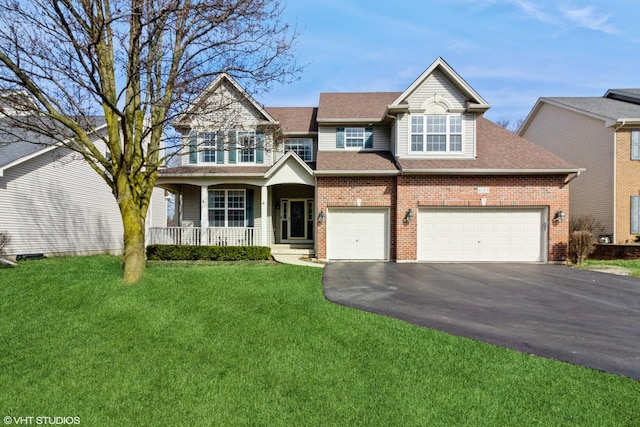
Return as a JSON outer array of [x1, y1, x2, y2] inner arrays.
[[1, 256, 638, 426]]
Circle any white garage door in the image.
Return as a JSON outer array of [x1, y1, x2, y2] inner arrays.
[[418, 208, 547, 262], [327, 208, 389, 260]]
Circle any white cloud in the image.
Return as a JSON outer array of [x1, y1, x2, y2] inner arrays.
[[560, 6, 618, 34], [507, 0, 556, 24]]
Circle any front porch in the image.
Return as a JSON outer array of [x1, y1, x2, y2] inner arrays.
[[147, 226, 314, 256]]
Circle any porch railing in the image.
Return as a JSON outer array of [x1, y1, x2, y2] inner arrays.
[[148, 227, 262, 246]]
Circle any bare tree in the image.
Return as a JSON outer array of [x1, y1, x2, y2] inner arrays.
[[0, 0, 301, 282], [496, 117, 526, 133]]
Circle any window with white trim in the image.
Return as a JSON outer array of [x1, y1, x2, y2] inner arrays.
[[209, 189, 245, 227], [632, 196, 640, 234], [238, 132, 255, 163], [285, 138, 313, 161], [345, 127, 365, 148], [411, 114, 463, 152], [632, 130, 640, 160], [200, 132, 217, 163]]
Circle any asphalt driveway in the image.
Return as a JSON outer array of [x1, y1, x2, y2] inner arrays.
[[323, 263, 640, 380]]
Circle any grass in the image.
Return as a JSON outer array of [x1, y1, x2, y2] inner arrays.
[[1, 256, 639, 426], [583, 258, 640, 276]]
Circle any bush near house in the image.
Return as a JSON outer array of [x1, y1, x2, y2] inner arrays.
[[0, 231, 10, 257], [569, 215, 604, 264], [146, 244, 271, 261]]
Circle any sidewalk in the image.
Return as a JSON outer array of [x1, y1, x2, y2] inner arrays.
[[272, 253, 325, 268]]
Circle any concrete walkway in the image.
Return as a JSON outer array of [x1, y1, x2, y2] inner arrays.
[[272, 253, 325, 268]]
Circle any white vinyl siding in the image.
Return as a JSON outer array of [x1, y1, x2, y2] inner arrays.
[[521, 103, 614, 237], [0, 146, 125, 256], [406, 70, 467, 110]]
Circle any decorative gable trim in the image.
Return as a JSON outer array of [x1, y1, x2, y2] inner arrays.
[[174, 73, 279, 127], [391, 57, 491, 113]]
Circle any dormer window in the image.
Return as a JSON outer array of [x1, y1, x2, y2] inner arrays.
[[411, 114, 462, 152]]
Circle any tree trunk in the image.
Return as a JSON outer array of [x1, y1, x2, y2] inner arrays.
[[120, 195, 146, 284]]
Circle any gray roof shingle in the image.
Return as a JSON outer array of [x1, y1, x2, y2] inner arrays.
[[544, 96, 640, 121]]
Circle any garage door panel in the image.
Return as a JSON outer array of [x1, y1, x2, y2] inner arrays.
[[418, 208, 546, 262], [327, 208, 389, 260]]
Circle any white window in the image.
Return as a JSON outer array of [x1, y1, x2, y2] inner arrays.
[[200, 132, 217, 163], [411, 115, 463, 153], [209, 190, 245, 227], [285, 138, 313, 161], [632, 130, 640, 160], [345, 127, 365, 148], [632, 196, 640, 234], [238, 132, 255, 163]]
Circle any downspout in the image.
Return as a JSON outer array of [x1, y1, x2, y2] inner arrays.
[[613, 129, 618, 242]]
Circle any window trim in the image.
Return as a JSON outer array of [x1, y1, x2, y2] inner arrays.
[[199, 132, 218, 164], [632, 130, 640, 160], [410, 114, 463, 153], [209, 189, 246, 228], [237, 131, 256, 164], [284, 138, 314, 161]]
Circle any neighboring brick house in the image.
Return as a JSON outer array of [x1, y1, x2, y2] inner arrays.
[[520, 89, 640, 244], [154, 57, 581, 262]]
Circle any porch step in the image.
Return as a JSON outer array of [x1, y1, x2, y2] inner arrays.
[[271, 244, 315, 256]]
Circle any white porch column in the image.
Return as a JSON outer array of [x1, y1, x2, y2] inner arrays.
[[200, 185, 209, 245], [261, 185, 268, 246]]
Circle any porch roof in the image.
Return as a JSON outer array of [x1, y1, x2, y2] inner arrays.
[[315, 151, 399, 175]]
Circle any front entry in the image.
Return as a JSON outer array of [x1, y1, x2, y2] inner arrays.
[[281, 199, 314, 241]]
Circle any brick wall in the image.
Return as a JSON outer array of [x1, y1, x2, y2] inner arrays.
[[316, 174, 570, 262], [316, 176, 397, 259], [615, 130, 640, 243]]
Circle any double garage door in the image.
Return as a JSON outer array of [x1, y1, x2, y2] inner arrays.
[[418, 207, 547, 262], [326, 207, 546, 262]]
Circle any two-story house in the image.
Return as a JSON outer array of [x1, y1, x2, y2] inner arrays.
[[520, 89, 640, 244], [153, 58, 581, 262]]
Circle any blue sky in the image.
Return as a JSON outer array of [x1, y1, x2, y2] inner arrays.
[[259, 0, 640, 124]]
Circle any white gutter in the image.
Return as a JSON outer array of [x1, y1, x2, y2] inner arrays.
[[314, 170, 400, 176], [400, 168, 585, 175]]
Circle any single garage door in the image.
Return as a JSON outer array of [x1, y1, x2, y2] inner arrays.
[[327, 208, 389, 260], [418, 207, 547, 262]]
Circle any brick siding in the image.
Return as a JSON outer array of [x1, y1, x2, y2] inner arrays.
[[615, 130, 640, 243], [317, 174, 570, 262]]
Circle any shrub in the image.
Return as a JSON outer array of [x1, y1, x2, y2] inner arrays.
[[146, 245, 271, 261], [569, 215, 604, 235], [569, 231, 596, 265], [0, 231, 10, 257]]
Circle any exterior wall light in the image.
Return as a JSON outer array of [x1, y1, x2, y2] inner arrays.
[[403, 208, 413, 225], [554, 210, 566, 222], [318, 210, 325, 223]]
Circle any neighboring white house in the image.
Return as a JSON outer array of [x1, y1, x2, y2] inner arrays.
[[0, 118, 166, 258]]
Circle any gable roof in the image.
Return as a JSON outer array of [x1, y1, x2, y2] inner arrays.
[[317, 92, 401, 123], [398, 117, 580, 174], [0, 116, 107, 176], [265, 107, 318, 134], [174, 73, 278, 128], [391, 57, 491, 113], [521, 96, 640, 132]]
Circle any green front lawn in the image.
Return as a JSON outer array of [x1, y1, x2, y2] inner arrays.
[[1, 257, 638, 426], [584, 258, 640, 276]]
